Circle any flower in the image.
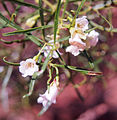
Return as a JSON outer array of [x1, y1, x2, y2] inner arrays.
[[86, 30, 99, 48], [75, 16, 89, 31], [19, 58, 39, 77], [43, 45, 61, 59], [66, 45, 83, 56], [66, 15, 99, 56], [37, 80, 58, 107], [70, 28, 87, 40], [42, 35, 62, 58], [66, 28, 87, 56]]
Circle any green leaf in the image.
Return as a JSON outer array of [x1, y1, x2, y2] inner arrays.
[[26, 35, 44, 46], [54, 0, 61, 44], [39, 0, 45, 40], [62, 0, 69, 19], [3, 56, 20, 66], [5, 0, 51, 12], [0, 12, 43, 46], [71, 0, 86, 26], [3, 25, 53, 36], [23, 80, 36, 98], [0, 38, 29, 44], [82, 50, 94, 68], [41, 51, 51, 72], [53, 63, 102, 75], [75, 0, 86, 17]]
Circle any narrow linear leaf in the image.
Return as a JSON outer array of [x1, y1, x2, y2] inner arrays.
[[3, 25, 53, 36], [5, 0, 51, 12], [23, 80, 36, 98], [56, 50, 65, 64], [75, 0, 86, 17], [0, 12, 43, 46], [0, 38, 29, 44], [67, 65, 89, 74], [54, 0, 61, 44], [67, 65, 102, 75], [15, 3, 21, 14], [53, 63, 102, 76], [71, 0, 86, 26], [26, 35, 43, 46], [41, 51, 51, 72], [39, 0, 45, 40], [62, 0, 69, 19], [3, 57, 20, 66], [82, 50, 94, 68]]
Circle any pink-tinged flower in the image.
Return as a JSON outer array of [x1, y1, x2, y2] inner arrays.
[[69, 33, 86, 49], [75, 16, 89, 31], [70, 28, 87, 40], [86, 30, 99, 48], [42, 44, 61, 59], [19, 58, 39, 77], [42, 35, 62, 58], [37, 80, 58, 107], [66, 45, 83, 56]]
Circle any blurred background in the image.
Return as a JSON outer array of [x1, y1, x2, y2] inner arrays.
[[0, 0, 117, 120]]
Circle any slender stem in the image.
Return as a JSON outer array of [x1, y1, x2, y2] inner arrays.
[[89, 20, 117, 32]]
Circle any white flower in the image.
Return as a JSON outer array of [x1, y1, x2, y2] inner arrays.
[[86, 30, 99, 48], [75, 16, 89, 31], [43, 44, 60, 59], [37, 80, 58, 107], [66, 16, 99, 56], [42, 35, 62, 58], [66, 45, 83, 56], [70, 28, 88, 40], [19, 58, 39, 77]]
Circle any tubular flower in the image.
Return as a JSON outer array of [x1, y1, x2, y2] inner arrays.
[[37, 80, 59, 107], [19, 58, 39, 77], [86, 30, 99, 48]]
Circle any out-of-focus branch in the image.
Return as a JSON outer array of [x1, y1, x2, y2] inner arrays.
[[1, 66, 13, 112], [77, 103, 109, 120]]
